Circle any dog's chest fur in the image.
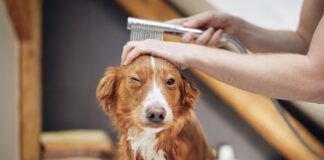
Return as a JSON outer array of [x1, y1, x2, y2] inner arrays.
[[127, 127, 166, 160]]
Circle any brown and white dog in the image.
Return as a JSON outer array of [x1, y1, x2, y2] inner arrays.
[[97, 55, 214, 160]]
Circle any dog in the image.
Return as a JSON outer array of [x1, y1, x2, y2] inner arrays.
[[97, 55, 214, 160]]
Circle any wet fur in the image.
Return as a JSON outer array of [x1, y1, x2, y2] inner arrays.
[[97, 55, 213, 160]]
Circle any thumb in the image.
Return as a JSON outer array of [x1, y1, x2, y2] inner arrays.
[[182, 13, 213, 28]]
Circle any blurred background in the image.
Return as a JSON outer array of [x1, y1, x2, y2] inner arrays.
[[1, 0, 323, 160]]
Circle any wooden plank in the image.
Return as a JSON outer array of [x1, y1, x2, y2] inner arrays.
[[5, 0, 42, 160], [19, 1, 42, 159], [4, 0, 31, 40], [117, 0, 179, 21], [115, 0, 324, 159]]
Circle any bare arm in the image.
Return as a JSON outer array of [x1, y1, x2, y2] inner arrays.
[[122, 1, 324, 103], [168, 0, 324, 54], [234, 22, 308, 53], [191, 16, 324, 102], [122, 17, 324, 103], [235, 0, 324, 53]]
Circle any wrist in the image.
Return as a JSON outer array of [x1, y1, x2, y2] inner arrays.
[[186, 44, 210, 69], [230, 16, 246, 37], [185, 44, 201, 68]]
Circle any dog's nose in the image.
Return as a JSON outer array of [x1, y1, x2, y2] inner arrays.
[[146, 107, 166, 123]]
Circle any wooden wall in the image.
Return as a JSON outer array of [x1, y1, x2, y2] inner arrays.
[[5, 0, 42, 159]]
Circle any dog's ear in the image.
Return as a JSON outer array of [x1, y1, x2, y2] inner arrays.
[[180, 75, 200, 108], [96, 67, 119, 112]]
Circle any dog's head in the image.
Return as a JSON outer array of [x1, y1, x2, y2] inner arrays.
[[97, 55, 199, 131]]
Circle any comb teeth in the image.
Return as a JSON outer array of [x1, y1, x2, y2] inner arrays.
[[130, 25, 164, 41]]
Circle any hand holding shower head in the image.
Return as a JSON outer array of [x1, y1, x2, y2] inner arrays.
[[127, 17, 247, 53], [127, 17, 202, 36]]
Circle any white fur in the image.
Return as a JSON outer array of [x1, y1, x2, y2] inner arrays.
[[127, 127, 165, 160], [141, 57, 173, 122], [129, 57, 173, 160]]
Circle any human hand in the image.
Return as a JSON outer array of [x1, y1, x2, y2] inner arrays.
[[166, 11, 241, 47], [121, 39, 199, 69]]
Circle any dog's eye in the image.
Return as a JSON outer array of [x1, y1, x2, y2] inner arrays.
[[130, 77, 142, 83], [166, 78, 175, 86]]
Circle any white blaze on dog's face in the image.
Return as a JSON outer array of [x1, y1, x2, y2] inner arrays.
[[97, 55, 199, 130], [141, 56, 174, 128]]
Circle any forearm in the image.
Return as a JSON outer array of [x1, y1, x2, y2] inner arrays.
[[233, 19, 308, 54], [189, 46, 324, 103], [232, 0, 324, 54]]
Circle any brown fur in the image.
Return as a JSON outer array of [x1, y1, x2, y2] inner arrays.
[[97, 55, 214, 160]]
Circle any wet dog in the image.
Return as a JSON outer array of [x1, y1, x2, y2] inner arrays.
[[97, 55, 213, 160]]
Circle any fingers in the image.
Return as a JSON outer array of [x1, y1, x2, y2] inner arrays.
[[180, 28, 223, 47], [182, 11, 214, 28], [121, 41, 145, 65], [181, 32, 196, 43], [121, 40, 190, 70], [166, 11, 214, 29], [121, 40, 160, 66], [123, 47, 146, 66], [165, 18, 188, 25], [207, 29, 223, 47], [196, 27, 214, 45], [121, 42, 134, 65]]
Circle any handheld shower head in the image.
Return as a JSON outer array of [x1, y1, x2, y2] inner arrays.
[[127, 17, 202, 35], [127, 17, 247, 53]]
